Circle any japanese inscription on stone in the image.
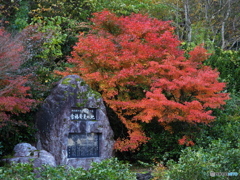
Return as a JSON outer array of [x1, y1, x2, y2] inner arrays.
[[71, 108, 97, 121], [67, 133, 99, 158]]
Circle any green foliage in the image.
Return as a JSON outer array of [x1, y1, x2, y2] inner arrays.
[[21, 16, 78, 100], [123, 120, 185, 164], [0, 158, 136, 180], [150, 94, 240, 179], [30, 0, 97, 22], [94, 0, 175, 19], [10, 0, 30, 31], [163, 140, 240, 180], [191, 23, 215, 50], [0, 0, 20, 28], [38, 165, 85, 180], [30, 16, 67, 61], [206, 48, 240, 93], [0, 163, 35, 180], [154, 94, 240, 179], [0, 112, 37, 157], [95, 0, 147, 16], [195, 93, 240, 148], [29, 0, 177, 23], [0, 0, 30, 31], [30, 0, 165, 20], [142, 2, 175, 20], [181, 23, 215, 53], [88, 158, 136, 180]]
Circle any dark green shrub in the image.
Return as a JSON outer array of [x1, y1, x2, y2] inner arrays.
[[89, 158, 136, 180], [10, 0, 30, 31], [163, 139, 240, 180], [38, 165, 87, 180], [0, 112, 37, 157], [205, 48, 240, 93], [151, 94, 240, 179], [195, 93, 240, 148], [0, 163, 35, 180], [126, 120, 186, 164]]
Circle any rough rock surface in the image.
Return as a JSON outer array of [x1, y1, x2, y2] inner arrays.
[[35, 75, 114, 169], [14, 143, 37, 157], [3, 143, 56, 168], [33, 150, 56, 167]]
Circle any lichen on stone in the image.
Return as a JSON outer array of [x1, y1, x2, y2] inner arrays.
[[61, 78, 72, 85]]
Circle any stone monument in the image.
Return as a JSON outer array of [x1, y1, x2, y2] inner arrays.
[[35, 75, 114, 169]]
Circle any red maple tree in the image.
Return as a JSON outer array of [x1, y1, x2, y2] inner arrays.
[[58, 11, 229, 151], [0, 27, 36, 128]]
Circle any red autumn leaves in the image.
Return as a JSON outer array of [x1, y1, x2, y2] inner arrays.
[[0, 28, 36, 128], [59, 10, 229, 151]]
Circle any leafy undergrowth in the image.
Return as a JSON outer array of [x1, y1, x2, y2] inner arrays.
[[149, 140, 240, 180], [0, 158, 136, 180]]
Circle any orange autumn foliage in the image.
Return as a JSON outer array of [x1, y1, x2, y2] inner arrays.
[[178, 135, 195, 146], [58, 11, 229, 151]]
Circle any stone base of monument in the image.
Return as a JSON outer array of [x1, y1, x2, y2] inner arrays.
[[35, 75, 115, 169]]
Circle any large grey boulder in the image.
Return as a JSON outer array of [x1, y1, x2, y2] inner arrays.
[[14, 143, 37, 157], [3, 143, 56, 168], [35, 75, 114, 169], [33, 150, 56, 167]]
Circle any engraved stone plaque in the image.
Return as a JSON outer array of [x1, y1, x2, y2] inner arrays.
[[35, 75, 114, 169], [67, 133, 99, 158], [71, 108, 97, 121]]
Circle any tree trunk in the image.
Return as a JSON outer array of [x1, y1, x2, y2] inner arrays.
[[184, 0, 192, 42]]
